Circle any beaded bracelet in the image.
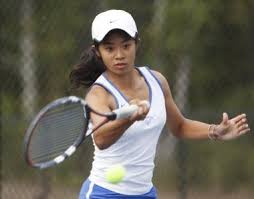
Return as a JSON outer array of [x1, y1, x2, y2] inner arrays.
[[208, 124, 218, 140]]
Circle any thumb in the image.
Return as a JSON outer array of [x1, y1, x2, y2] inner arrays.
[[222, 112, 229, 125]]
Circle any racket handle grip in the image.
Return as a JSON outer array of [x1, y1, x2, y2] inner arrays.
[[113, 100, 150, 119]]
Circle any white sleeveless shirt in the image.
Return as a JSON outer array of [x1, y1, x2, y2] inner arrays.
[[88, 67, 166, 195]]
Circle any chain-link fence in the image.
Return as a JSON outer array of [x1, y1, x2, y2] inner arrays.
[[1, 0, 254, 199]]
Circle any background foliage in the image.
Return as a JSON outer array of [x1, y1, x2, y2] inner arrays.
[[1, 0, 254, 198]]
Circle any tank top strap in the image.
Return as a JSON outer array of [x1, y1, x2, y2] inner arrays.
[[93, 73, 127, 108], [136, 66, 163, 93]]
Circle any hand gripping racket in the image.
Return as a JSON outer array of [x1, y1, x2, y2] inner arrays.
[[23, 96, 149, 169]]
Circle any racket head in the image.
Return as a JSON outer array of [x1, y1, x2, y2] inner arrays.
[[23, 96, 90, 169]]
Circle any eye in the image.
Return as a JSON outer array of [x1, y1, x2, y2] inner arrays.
[[123, 43, 131, 49], [105, 46, 113, 52]]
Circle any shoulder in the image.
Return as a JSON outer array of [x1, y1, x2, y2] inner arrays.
[[149, 69, 171, 95], [86, 84, 108, 99], [149, 70, 167, 83], [85, 84, 116, 110]]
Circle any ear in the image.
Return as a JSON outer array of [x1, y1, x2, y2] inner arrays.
[[92, 45, 101, 57]]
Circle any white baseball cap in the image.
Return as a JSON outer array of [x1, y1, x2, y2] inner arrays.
[[91, 10, 138, 42]]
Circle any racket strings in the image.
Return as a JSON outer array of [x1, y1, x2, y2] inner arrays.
[[31, 130, 82, 161], [29, 103, 87, 163], [36, 104, 84, 126], [33, 117, 83, 145], [30, 123, 83, 161], [31, 131, 80, 161]]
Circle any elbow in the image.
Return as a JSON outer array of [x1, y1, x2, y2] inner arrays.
[[170, 119, 186, 139], [94, 136, 110, 150], [171, 129, 183, 139]]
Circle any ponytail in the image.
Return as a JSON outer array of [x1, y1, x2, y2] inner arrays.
[[69, 45, 105, 89]]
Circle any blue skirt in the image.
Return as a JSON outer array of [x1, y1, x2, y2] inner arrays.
[[79, 179, 157, 199]]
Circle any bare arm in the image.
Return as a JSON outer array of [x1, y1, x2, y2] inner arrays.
[[85, 85, 149, 150], [152, 71, 250, 140]]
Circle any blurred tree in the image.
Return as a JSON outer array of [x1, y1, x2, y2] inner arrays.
[[1, 1, 253, 197]]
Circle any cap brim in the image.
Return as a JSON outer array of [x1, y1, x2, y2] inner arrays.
[[94, 26, 137, 42]]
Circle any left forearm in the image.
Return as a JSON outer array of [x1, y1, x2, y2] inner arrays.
[[173, 119, 210, 139]]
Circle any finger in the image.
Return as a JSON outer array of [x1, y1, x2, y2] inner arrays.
[[139, 100, 150, 109], [236, 118, 247, 128], [138, 101, 149, 109], [138, 101, 149, 114], [237, 124, 249, 133], [138, 106, 144, 115], [222, 112, 229, 125], [231, 113, 247, 124], [134, 109, 146, 121], [129, 111, 139, 121], [143, 105, 149, 115], [238, 128, 251, 136], [129, 99, 139, 105]]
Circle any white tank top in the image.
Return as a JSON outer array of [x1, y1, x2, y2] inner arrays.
[[88, 67, 166, 195]]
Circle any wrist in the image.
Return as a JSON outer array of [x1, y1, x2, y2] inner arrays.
[[208, 124, 219, 140]]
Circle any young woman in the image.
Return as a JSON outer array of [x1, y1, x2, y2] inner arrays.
[[70, 9, 250, 199]]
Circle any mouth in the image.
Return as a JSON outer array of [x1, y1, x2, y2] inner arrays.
[[114, 63, 127, 69]]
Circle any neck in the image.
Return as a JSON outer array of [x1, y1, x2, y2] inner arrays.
[[105, 68, 140, 89]]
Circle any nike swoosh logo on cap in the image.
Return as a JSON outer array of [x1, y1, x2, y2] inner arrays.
[[109, 19, 118, 23]]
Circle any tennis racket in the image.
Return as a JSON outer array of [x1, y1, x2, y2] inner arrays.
[[23, 96, 148, 169]]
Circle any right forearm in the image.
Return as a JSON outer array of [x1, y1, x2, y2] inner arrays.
[[93, 119, 135, 150]]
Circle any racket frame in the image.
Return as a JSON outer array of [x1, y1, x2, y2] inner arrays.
[[23, 96, 117, 169]]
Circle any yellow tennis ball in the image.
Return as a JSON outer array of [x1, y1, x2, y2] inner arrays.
[[106, 164, 126, 184]]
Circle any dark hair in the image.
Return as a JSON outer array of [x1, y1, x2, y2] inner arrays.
[[70, 30, 139, 89], [69, 44, 105, 89]]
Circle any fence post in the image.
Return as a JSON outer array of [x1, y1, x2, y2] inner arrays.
[[174, 56, 191, 199]]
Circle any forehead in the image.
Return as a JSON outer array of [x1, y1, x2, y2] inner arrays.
[[101, 29, 133, 44]]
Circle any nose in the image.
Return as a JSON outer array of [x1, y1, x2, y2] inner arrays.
[[115, 48, 124, 60]]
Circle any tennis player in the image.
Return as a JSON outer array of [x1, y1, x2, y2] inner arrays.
[[70, 9, 250, 199]]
